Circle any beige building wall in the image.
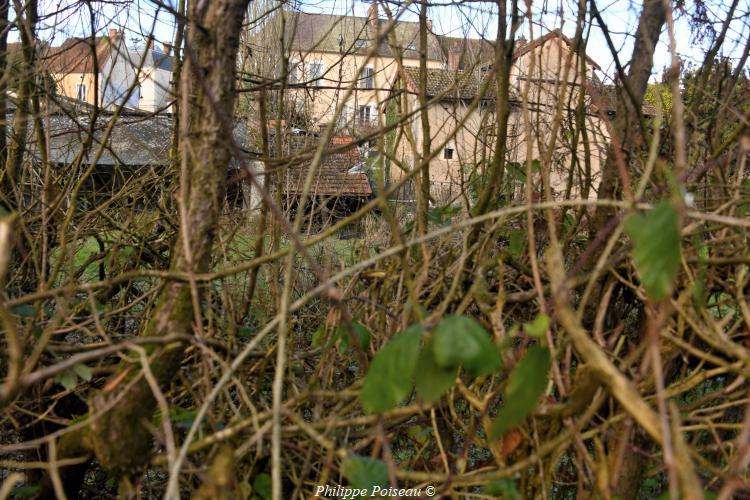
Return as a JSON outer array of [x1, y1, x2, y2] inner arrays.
[[287, 50, 442, 129], [53, 72, 97, 104], [389, 37, 611, 204], [508, 39, 609, 199]]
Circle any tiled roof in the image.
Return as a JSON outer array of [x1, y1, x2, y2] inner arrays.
[[44, 36, 114, 74], [280, 135, 372, 197], [438, 36, 495, 70], [283, 11, 443, 61], [402, 67, 498, 101], [25, 113, 250, 167]]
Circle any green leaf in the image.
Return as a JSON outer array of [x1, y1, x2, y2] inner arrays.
[[334, 322, 371, 353], [415, 337, 458, 403], [524, 314, 549, 338], [484, 478, 521, 499], [361, 325, 422, 413], [169, 408, 197, 429], [657, 491, 716, 500], [237, 326, 254, 337], [253, 473, 272, 500], [57, 369, 78, 391], [341, 455, 388, 494], [351, 322, 371, 350], [72, 363, 92, 382], [432, 315, 501, 376], [311, 326, 326, 348], [31, 325, 43, 339], [490, 346, 551, 438], [11, 304, 35, 317], [625, 201, 681, 300], [11, 485, 40, 498], [428, 205, 461, 225], [508, 229, 526, 257]]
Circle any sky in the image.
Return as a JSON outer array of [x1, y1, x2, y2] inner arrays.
[[28, 0, 750, 83]]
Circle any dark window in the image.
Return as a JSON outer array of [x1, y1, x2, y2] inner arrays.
[[444, 147, 454, 160], [363, 67, 374, 89], [76, 83, 86, 101]]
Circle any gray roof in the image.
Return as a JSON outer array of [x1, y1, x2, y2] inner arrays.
[[127, 42, 174, 72], [283, 11, 444, 61], [28, 114, 248, 167]]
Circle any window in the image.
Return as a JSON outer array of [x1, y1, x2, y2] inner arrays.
[[288, 61, 299, 84], [354, 38, 367, 49], [363, 67, 374, 89], [358, 105, 371, 125], [443, 147, 454, 160], [76, 83, 86, 101], [308, 62, 323, 86]]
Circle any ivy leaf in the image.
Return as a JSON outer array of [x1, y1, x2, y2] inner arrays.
[[484, 478, 521, 499], [253, 473, 272, 500], [72, 363, 92, 382], [237, 326, 254, 337], [524, 314, 549, 338], [361, 325, 421, 413], [333, 322, 371, 353], [489, 346, 551, 438], [311, 326, 326, 348], [341, 455, 388, 494], [11, 305, 35, 317], [350, 322, 371, 350], [432, 315, 501, 376], [56, 369, 79, 391], [415, 337, 458, 403], [508, 229, 527, 257], [625, 201, 681, 300], [10, 485, 40, 498]]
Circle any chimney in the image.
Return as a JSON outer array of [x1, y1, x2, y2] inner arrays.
[[448, 43, 461, 71], [109, 28, 118, 43], [368, 2, 378, 30], [426, 19, 432, 31], [163, 42, 172, 55]]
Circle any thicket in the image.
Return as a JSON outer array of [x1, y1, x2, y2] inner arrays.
[[1, 0, 750, 499]]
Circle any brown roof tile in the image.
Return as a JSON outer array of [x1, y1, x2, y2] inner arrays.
[[280, 135, 372, 196], [438, 36, 495, 70], [402, 67, 499, 101], [44, 36, 115, 74]]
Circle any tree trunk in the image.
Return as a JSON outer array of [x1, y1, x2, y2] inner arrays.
[[591, 0, 666, 234], [45, 0, 250, 490], [587, 2, 666, 496]]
